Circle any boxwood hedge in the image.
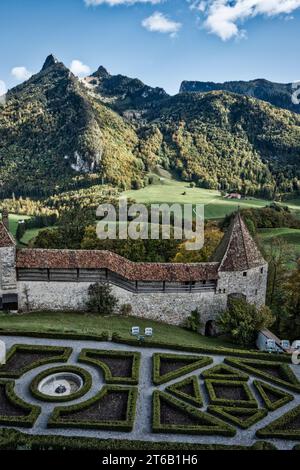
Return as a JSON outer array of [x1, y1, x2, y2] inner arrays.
[[0, 380, 41, 427], [201, 364, 249, 381], [256, 404, 300, 440], [48, 385, 138, 432], [0, 344, 72, 378], [153, 353, 213, 385], [208, 405, 267, 429], [166, 375, 203, 407], [205, 379, 258, 408], [79, 349, 141, 385], [152, 390, 236, 436], [225, 358, 300, 392], [253, 380, 294, 411], [30, 365, 92, 403]]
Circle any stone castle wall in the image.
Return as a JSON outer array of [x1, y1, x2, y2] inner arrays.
[[0, 246, 17, 294], [18, 280, 228, 327]]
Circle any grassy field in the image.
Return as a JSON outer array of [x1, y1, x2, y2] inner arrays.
[[258, 228, 300, 269], [0, 311, 240, 351], [124, 180, 300, 220]]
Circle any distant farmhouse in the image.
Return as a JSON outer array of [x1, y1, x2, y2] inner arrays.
[[0, 210, 268, 335], [224, 193, 242, 200]]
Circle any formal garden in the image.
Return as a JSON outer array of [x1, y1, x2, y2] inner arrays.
[[0, 335, 299, 450]]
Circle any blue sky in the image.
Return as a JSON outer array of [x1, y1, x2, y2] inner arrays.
[[0, 0, 300, 95]]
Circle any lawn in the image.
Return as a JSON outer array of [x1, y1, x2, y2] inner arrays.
[[0, 312, 239, 351], [258, 228, 300, 269], [124, 180, 299, 220]]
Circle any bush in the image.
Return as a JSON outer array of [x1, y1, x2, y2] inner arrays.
[[256, 404, 300, 440], [119, 304, 133, 317], [30, 366, 92, 402], [185, 309, 203, 332], [0, 344, 72, 378], [253, 380, 294, 411], [225, 357, 300, 392], [152, 390, 236, 436], [152, 353, 213, 385], [79, 349, 141, 385], [217, 298, 274, 346], [86, 282, 119, 315], [48, 385, 138, 432], [205, 379, 258, 408], [208, 406, 267, 429], [0, 380, 41, 427]]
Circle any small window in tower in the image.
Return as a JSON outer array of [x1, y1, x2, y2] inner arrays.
[[255, 289, 258, 295], [260, 267, 264, 274], [223, 289, 226, 293], [243, 272, 247, 277]]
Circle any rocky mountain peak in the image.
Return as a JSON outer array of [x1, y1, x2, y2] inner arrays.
[[93, 65, 110, 79], [42, 54, 59, 71]]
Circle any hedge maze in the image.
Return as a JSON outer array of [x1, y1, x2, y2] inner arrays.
[[0, 341, 299, 445]]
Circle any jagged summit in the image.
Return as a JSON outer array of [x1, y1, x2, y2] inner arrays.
[[213, 213, 266, 272], [92, 65, 110, 79], [42, 54, 59, 71]]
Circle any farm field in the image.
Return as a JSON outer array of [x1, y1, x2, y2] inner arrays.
[[124, 180, 300, 220]]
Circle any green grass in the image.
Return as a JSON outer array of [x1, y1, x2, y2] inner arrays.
[[124, 180, 299, 220], [0, 312, 239, 350], [258, 228, 300, 269], [7, 214, 30, 238]]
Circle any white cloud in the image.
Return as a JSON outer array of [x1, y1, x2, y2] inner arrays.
[[191, 0, 300, 41], [142, 12, 182, 36], [85, 0, 161, 5], [0, 80, 6, 96], [70, 60, 91, 77], [11, 66, 32, 81]]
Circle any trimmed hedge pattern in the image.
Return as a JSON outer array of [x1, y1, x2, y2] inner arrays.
[[0, 380, 40, 427], [112, 333, 292, 362], [153, 353, 213, 385], [225, 358, 300, 392], [0, 429, 277, 451], [0, 344, 72, 378], [152, 390, 236, 436], [165, 375, 203, 407], [0, 329, 110, 342], [205, 379, 258, 408], [253, 380, 294, 411], [48, 385, 138, 432], [208, 405, 267, 429], [201, 364, 249, 381], [79, 349, 141, 385], [256, 404, 300, 440], [30, 365, 92, 403]]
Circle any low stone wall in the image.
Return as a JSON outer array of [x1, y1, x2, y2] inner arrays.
[[18, 281, 228, 327]]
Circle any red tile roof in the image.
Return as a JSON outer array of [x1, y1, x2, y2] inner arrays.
[[0, 222, 15, 248], [213, 213, 266, 271], [16, 249, 219, 282]]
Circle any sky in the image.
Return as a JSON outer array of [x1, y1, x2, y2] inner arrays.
[[0, 0, 300, 95]]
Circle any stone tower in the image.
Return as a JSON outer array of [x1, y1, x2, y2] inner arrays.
[[213, 212, 268, 308], [0, 219, 18, 310]]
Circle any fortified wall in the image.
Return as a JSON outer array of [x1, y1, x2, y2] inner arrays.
[[0, 213, 268, 332]]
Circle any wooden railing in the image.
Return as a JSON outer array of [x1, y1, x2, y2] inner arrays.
[[17, 268, 217, 294]]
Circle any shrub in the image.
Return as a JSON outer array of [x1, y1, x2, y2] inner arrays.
[[256, 404, 300, 440], [119, 304, 133, 317], [86, 282, 119, 315], [205, 379, 258, 408], [208, 406, 267, 429], [253, 380, 294, 411], [185, 309, 203, 332], [0, 380, 40, 427], [225, 357, 300, 392], [48, 385, 138, 432], [30, 366, 92, 402], [79, 349, 141, 385], [217, 298, 274, 346], [152, 353, 213, 385], [0, 344, 72, 378], [152, 390, 236, 436], [165, 375, 203, 407]]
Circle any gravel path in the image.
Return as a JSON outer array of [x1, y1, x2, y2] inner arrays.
[[1, 335, 300, 450]]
